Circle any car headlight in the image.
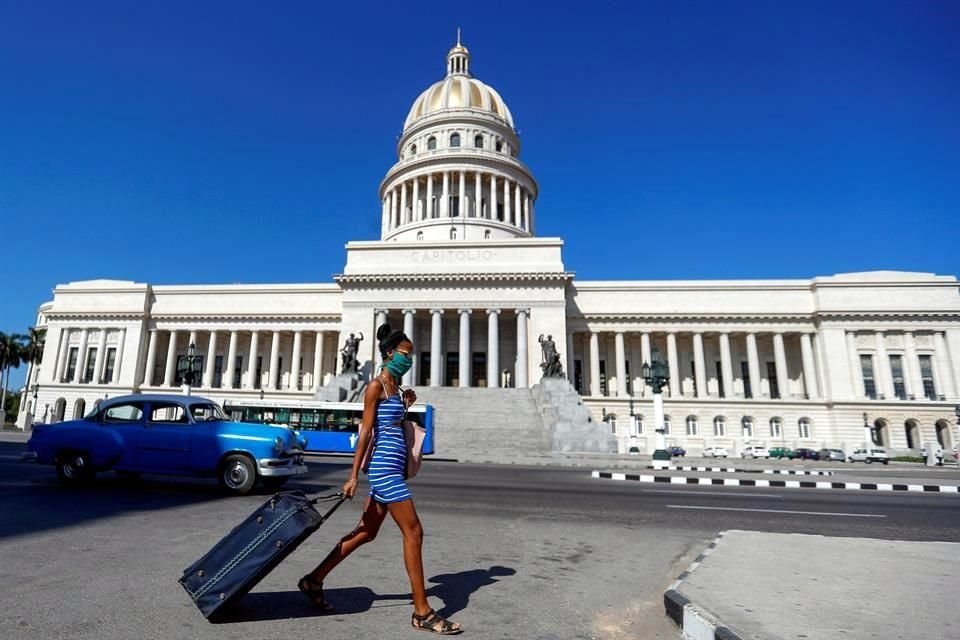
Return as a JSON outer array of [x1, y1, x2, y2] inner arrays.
[[274, 436, 284, 455]]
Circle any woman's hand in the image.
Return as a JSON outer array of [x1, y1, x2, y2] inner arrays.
[[402, 388, 417, 408], [342, 477, 358, 499]]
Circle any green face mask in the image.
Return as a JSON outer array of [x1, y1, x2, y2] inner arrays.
[[384, 351, 413, 379]]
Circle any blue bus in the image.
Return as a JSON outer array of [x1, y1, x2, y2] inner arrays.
[[223, 399, 435, 456]]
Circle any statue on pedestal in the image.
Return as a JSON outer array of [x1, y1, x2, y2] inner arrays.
[[340, 332, 364, 375], [538, 334, 564, 379]]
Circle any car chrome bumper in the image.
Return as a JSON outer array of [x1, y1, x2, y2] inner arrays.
[[258, 458, 308, 477], [20, 451, 38, 462]]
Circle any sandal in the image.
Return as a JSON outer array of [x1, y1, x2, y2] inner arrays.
[[411, 609, 463, 635], [297, 575, 334, 611]]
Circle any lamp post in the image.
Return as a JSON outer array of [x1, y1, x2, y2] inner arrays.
[[27, 384, 39, 430], [862, 412, 872, 455], [954, 405, 960, 461], [177, 343, 204, 396], [642, 347, 671, 468]]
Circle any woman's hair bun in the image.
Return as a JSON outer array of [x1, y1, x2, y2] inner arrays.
[[376, 323, 392, 341]]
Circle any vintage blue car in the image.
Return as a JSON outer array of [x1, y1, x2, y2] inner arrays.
[[23, 394, 308, 495]]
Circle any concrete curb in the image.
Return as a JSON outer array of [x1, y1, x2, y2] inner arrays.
[[654, 465, 835, 476], [664, 532, 745, 640], [592, 471, 960, 493]]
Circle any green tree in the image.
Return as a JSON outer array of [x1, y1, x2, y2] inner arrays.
[[0, 333, 27, 426]]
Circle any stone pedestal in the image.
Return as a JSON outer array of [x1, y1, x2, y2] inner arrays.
[[530, 378, 617, 453], [314, 373, 363, 402]]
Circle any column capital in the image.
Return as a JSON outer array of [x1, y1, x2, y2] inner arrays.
[[429, 308, 444, 315], [514, 308, 529, 316], [486, 308, 501, 316], [458, 308, 473, 315], [401, 308, 416, 315]]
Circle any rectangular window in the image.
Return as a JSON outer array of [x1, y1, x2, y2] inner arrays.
[[716, 361, 725, 398], [65, 347, 78, 381], [919, 355, 936, 400], [255, 356, 263, 389], [103, 348, 117, 383], [625, 361, 632, 395], [860, 354, 876, 399], [276, 357, 283, 390], [496, 203, 504, 221], [662, 417, 671, 435], [766, 362, 780, 399], [714, 419, 726, 437], [298, 356, 305, 390], [889, 355, 906, 400], [449, 196, 460, 217], [686, 418, 698, 436], [741, 361, 752, 398], [84, 348, 97, 383], [599, 361, 607, 396], [574, 360, 583, 394], [690, 360, 697, 397], [233, 356, 243, 389], [213, 355, 224, 389]]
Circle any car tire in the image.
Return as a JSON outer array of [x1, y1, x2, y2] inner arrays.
[[261, 477, 289, 492], [218, 454, 257, 495], [55, 451, 95, 485], [882, 460, 888, 465], [865, 458, 872, 464]]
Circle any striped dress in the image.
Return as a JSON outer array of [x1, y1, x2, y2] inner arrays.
[[365, 393, 412, 504]]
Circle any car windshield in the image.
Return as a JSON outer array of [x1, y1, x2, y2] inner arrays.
[[191, 403, 226, 422]]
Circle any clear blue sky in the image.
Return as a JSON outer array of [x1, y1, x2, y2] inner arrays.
[[1, 0, 958, 389]]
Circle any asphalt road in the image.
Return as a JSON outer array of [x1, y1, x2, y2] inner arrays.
[[1, 439, 958, 640]]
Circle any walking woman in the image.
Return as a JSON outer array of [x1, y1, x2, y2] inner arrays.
[[298, 323, 463, 635]]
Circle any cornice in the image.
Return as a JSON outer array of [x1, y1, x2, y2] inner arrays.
[[335, 271, 574, 284]]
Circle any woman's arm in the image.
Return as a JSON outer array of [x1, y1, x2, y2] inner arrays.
[[343, 379, 382, 499]]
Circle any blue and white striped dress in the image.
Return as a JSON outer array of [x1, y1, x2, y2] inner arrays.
[[365, 393, 412, 504]]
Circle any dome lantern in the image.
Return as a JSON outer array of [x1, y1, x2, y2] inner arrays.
[[447, 28, 470, 76]]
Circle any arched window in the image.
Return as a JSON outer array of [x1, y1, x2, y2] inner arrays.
[[54, 398, 66, 422], [633, 415, 643, 435], [685, 415, 699, 436], [770, 417, 782, 438], [662, 415, 671, 435], [73, 398, 86, 420], [741, 416, 754, 438], [484, 230, 491, 239], [450, 133, 460, 147], [427, 136, 437, 150], [450, 227, 457, 240], [410, 144, 417, 155], [474, 134, 483, 148], [416, 231, 423, 241], [798, 418, 811, 439], [713, 416, 726, 437]]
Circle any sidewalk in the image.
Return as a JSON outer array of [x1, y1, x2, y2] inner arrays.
[[665, 530, 960, 640]]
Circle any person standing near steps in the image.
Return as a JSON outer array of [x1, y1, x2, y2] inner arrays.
[[298, 323, 463, 635]]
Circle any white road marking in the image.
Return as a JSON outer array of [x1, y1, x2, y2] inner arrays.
[[666, 505, 886, 518], [642, 489, 783, 498]]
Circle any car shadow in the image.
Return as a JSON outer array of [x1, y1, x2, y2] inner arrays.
[[217, 565, 517, 623]]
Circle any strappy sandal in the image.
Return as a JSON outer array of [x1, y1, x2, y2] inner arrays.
[[297, 575, 334, 611], [411, 609, 463, 635]]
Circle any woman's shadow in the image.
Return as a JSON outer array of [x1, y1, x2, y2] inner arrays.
[[224, 565, 516, 623]]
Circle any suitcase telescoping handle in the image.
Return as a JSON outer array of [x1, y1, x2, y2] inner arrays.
[[310, 492, 347, 522]]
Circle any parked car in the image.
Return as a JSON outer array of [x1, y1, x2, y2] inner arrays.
[[669, 446, 686, 457], [793, 448, 820, 460], [703, 446, 729, 458], [741, 445, 769, 459], [818, 448, 845, 462], [848, 448, 890, 465], [22, 394, 308, 495], [768, 447, 795, 459]]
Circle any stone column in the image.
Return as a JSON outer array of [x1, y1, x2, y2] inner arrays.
[[902, 332, 921, 399], [503, 178, 512, 224], [54, 328, 70, 383], [312, 331, 325, 390], [589, 332, 601, 396], [800, 333, 819, 399], [515, 183, 522, 229], [615, 332, 627, 397], [640, 332, 652, 397], [846, 331, 863, 398], [375, 309, 387, 330], [143, 329, 158, 387], [203, 330, 218, 388], [934, 332, 957, 398], [719, 332, 734, 398], [381, 196, 389, 235], [390, 187, 398, 227], [875, 331, 894, 399], [188, 330, 198, 350], [163, 330, 178, 387], [773, 332, 788, 399], [693, 332, 707, 398], [746, 333, 761, 398], [426, 173, 434, 219], [412, 177, 420, 221], [490, 174, 498, 219], [430, 309, 443, 387], [667, 332, 680, 397], [93, 330, 108, 384], [458, 171, 466, 217], [225, 331, 238, 389], [114, 327, 127, 384], [441, 172, 450, 217], [400, 181, 408, 224], [487, 309, 500, 388], [268, 331, 281, 390], [246, 331, 260, 389], [290, 331, 302, 390], [474, 172, 481, 217], [73, 329, 90, 383], [403, 310, 416, 386], [567, 332, 576, 385], [515, 309, 529, 388], [459, 309, 471, 387]]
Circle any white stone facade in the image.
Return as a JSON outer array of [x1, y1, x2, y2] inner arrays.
[[16, 40, 960, 456]]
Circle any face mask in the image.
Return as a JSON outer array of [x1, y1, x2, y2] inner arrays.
[[384, 351, 413, 379]]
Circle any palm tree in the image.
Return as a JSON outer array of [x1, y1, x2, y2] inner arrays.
[[23, 327, 45, 369], [0, 333, 27, 425]]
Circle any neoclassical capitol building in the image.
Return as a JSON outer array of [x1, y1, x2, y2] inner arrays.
[[17, 39, 960, 456]]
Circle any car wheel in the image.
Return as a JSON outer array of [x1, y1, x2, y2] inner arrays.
[[261, 477, 289, 492], [882, 460, 888, 465], [865, 458, 872, 464], [219, 454, 257, 495], [56, 451, 95, 484]]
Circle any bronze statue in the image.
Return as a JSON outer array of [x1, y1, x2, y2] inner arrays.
[[340, 332, 364, 374], [538, 334, 565, 379]]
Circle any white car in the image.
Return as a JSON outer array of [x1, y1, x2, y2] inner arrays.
[[848, 448, 889, 465], [703, 446, 729, 458], [741, 446, 769, 459]]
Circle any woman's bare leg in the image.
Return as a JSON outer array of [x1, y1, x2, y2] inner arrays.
[[308, 496, 388, 582]]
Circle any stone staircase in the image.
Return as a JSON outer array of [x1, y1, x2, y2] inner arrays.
[[530, 378, 618, 453]]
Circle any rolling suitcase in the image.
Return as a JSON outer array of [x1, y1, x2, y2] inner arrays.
[[179, 491, 345, 621]]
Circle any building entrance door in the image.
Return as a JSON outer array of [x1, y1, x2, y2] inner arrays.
[[472, 352, 486, 387], [445, 353, 459, 387]]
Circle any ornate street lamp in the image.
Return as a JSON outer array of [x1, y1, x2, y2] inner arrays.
[[862, 412, 873, 451], [642, 347, 671, 466], [177, 343, 204, 396]]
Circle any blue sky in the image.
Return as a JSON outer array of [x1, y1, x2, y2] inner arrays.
[[1, 0, 958, 389]]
